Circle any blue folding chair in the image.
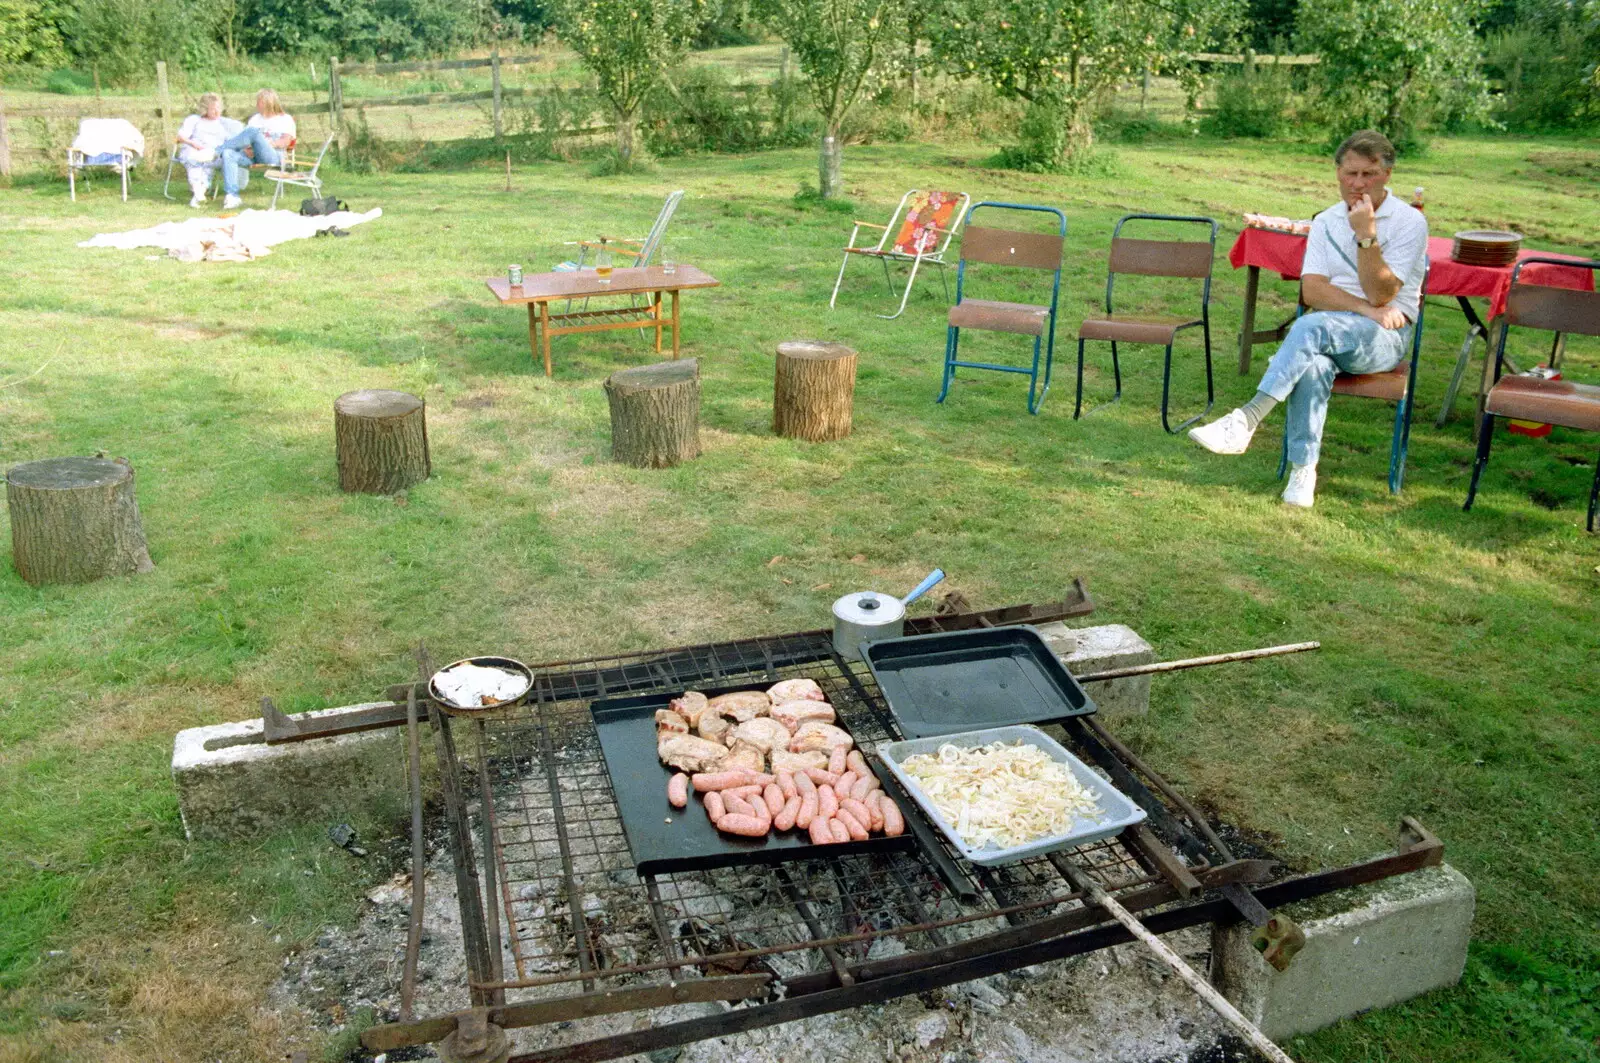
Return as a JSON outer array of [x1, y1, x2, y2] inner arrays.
[[1276, 258, 1430, 494], [936, 202, 1067, 415]]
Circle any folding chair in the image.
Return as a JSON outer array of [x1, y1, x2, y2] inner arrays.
[[936, 202, 1067, 415], [1274, 259, 1431, 494], [554, 189, 685, 274], [830, 189, 970, 319], [1073, 214, 1218, 433], [1465, 257, 1600, 530], [266, 133, 332, 210], [67, 119, 145, 202]]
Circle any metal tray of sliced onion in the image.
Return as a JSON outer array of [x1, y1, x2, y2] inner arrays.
[[877, 725, 1146, 867]]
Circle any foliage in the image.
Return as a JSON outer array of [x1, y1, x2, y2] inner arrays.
[[692, 0, 760, 48], [1242, 0, 1298, 49], [0, 0, 65, 64], [754, 0, 903, 196], [643, 64, 814, 155], [1482, 0, 1600, 131], [65, 0, 224, 83], [238, 0, 484, 60], [927, 0, 1244, 169], [1296, 0, 1493, 150], [547, 0, 708, 167], [1203, 60, 1294, 137]]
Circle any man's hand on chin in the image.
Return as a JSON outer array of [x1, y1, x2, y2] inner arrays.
[[1348, 193, 1378, 240], [1361, 303, 1408, 329]]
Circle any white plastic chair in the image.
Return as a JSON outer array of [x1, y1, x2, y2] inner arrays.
[[266, 133, 334, 210]]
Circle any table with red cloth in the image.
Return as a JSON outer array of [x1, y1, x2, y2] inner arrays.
[[1227, 228, 1596, 428]]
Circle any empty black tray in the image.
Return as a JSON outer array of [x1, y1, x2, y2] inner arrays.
[[862, 626, 1096, 739]]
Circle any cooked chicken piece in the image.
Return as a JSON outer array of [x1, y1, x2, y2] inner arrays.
[[725, 745, 764, 772], [706, 690, 772, 722], [731, 718, 793, 756], [655, 709, 689, 735], [767, 678, 826, 703], [670, 690, 710, 727], [771, 749, 829, 776], [657, 734, 730, 774], [788, 721, 854, 755], [697, 712, 732, 745], [772, 699, 836, 731]]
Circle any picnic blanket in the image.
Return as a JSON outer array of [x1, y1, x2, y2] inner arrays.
[[78, 207, 382, 262]]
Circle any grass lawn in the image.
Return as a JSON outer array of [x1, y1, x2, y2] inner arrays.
[[0, 132, 1596, 1062]]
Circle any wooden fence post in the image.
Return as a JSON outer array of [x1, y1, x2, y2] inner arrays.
[[491, 45, 503, 140], [0, 92, 11, 179], [155, 61, 172, 161], [329, 57, 343, 143]]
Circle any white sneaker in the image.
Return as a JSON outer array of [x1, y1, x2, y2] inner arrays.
[[1188, 409, 1255, 455], [1282, 464, 1317, 507], [223, 194, 242, 209], [189, 195, 204, 209]]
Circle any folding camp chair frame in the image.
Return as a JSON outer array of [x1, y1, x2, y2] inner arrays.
[[267, 133, 332, 210], [830, 189, 970, 320], [68, 148, 135, 202], [557, 190, 686, 329], [936, 201, 1067, 416], [1273, 259, 1431, 494]]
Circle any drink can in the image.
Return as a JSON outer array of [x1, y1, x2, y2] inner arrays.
[[508, 264, 523, 286]]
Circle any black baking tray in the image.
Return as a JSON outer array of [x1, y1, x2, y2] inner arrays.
[[861, 626, 1096, 739], [591, 684, 914, 875]]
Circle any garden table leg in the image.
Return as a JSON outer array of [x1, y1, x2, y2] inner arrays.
[[540, 301, 553, 378], [671, 289, 681, 358], [1238, 265, 1260, 375], [527, 303, 539, 373], [654, 291, 663, 354]]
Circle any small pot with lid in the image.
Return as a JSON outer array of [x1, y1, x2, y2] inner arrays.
[[831, 569, 944, 661]]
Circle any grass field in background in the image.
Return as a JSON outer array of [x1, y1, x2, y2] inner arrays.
[[1, 133, 1597, 1062]]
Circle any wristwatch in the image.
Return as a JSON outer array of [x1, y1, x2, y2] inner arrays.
[[1357, 236, 1378, 249]]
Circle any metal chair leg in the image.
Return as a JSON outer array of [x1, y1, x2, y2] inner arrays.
[[1588, 449, 1600, 532], [829, 252, 852, 310], [1277, 433, 1289, 481], [937, 327, 959, 404], [1110, 342, 1122, 400], [1027, 335, 1046, 415], [938, 263, 950, 302], [880, 256, 923, 319], [1464, 415, 1496, 511], [1391, 394, 1417, 495], [1074, 338, 1087, 420]]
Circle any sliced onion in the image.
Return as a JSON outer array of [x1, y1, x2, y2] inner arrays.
[[900, 741, 1102, 850]]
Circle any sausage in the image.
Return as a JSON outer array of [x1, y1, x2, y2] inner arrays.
[[808, 817, 835, 845], [841, 797, 873, 831], [723, 784, 764, 802], [817, 783, 839, 822], [828, 819, 851, 844], [834, 772, 858, 803], [775, 795, 802, 831], [667, 773, 689, 808], [851, 773, 880, 801], [777, 770, 798, 800], [691, 770, 771, 793], [846, 750, 868, 776], [828, 746, 848, 775], [881, 798, 905, 837], [716, 814, 769, 837], [763, 783, 785, 817], [863, 789, 885, 831], [835, 807, 869, 841], [796, 788, 818, 829], [803, 767, 839, 788], [723, 793, 758, 818], [704, 791, 726, 822]]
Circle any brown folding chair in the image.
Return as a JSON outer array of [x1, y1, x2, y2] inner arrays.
[[1464, 257, 1600, 530], [1074, 214, 1218, 433]]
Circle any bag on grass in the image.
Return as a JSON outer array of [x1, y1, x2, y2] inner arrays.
[[299, 195, 346, 217]]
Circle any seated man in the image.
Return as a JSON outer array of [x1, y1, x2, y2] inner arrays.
[[218, 88, 297, 209], [1188, 129, 1427, 507]]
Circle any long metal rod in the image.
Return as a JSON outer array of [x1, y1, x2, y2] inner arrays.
[[1075, 642, 1320, 684], [1055, 858, 1296, 1063], [475, 719, 507, 1004], [400, 684, 426, 1021], [532, 673, 598, 991]]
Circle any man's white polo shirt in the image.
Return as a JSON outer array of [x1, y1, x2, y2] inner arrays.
[[1301, 193, 1429, 322]]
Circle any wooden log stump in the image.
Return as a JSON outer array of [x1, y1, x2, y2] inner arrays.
[[774, 340, 856, 442], [604, 359, 701, 469], [6, 456, 154, 586], [334, 389, 431, 494]]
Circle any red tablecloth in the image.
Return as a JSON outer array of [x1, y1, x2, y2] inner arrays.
[[1227, 229, 1594, 319]]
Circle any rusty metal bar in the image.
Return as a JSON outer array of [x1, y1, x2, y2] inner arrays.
[[532, 671, 598, 992], [641, 875, 684, 979], [776, 866, 854, 988], [1074, 641, 1320, 684], [474, 719, 507, 1004], [400, 684, 426, 1021]]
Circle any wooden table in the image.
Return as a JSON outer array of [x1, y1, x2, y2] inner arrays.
[[486, 265, 720, 377], [1227, 230, 1595, 432]]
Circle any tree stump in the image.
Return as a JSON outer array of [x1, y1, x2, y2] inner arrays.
[[334, 389, 431, 494], [604, 359, 701, 469], [774, 340, 856, 442], [6, 457, 154, 586]]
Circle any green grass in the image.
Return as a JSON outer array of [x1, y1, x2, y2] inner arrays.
[[1, 133, 1597, 1062]]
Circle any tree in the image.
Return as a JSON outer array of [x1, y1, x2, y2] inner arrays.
[[928, 0, 1242, 169], [756, 0, 902, 199], [1296, 0, 1492, 148], [549, 0, 708, 167]]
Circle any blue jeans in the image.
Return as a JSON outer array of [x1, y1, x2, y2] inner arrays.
[[220, 127, 282, 195], [1258, 310, 1411, 467]]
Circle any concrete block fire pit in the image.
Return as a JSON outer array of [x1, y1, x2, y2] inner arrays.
[[1035, 621, 1157, 716]]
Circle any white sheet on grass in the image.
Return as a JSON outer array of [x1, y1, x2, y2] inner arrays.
[[78, 207, 383, 262]]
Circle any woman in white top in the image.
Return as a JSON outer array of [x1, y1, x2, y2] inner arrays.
[[219, 89, 298, 207], [175, 92, 232, 208]]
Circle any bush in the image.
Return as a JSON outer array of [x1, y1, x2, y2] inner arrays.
[[642, 65, 769, 156], [44, 67, 95, 95], [1484, 18, 1600, 132], [1203, 62, 1293, 138], [508, 82, 602, 159]]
